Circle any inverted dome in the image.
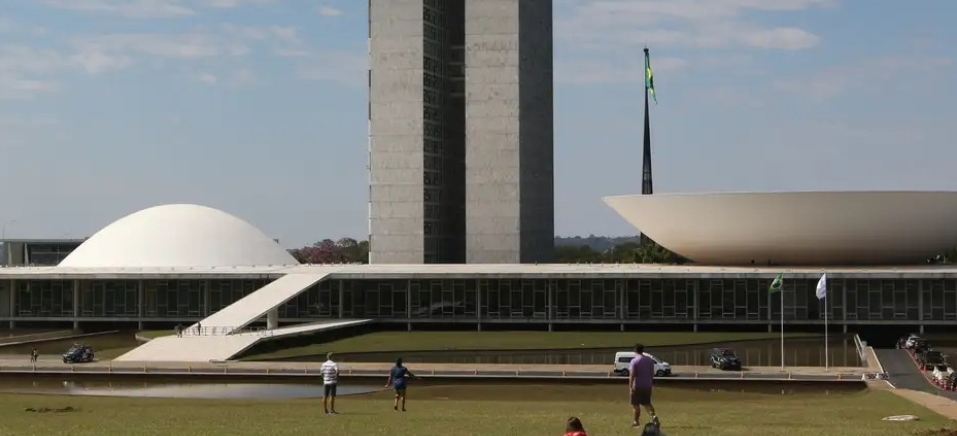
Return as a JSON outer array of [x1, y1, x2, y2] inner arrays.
[[604, 191, 957, 266], [59, 204, 298, 268]]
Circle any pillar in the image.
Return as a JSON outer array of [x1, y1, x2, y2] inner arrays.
[[8, 279, 15, 329], [406, 279, 412, 331], [72, 280, 80, 330], [692, 280, 699, 332], [337, 280, 344, 319], [918, 281, 925, 332], [266, 308, 279, 329], [476, 281, 483, 331], [138, 279, 144, 318], [203, 280, 210, 317]]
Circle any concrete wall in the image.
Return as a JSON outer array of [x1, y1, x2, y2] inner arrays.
[[368, 0, 426, 264], [464, 0, 554, 263]]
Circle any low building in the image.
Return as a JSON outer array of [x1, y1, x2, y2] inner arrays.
[[0, 195, 955, 338]]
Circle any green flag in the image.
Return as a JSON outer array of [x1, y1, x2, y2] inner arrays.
[[768, 273, 784, 293], [644, 51, 657, 104]]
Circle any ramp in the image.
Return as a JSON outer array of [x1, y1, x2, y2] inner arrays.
[[113, 335, 260, 362], [114, 319, 372, 362], [196, 273, 331, 334]]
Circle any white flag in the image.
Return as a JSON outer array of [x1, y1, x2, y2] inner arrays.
[[815, 273, 827, 300]]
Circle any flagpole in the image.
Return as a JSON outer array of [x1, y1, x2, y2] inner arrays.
[[780, 283, 785, 370], [824, 291, 829, 371]]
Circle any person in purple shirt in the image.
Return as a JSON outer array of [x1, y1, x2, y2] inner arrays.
[[628, 343, 659, 427]]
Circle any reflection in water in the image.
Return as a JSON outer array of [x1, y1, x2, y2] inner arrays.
[[278, 337, 862, 367], [1, 380, 381, 399]]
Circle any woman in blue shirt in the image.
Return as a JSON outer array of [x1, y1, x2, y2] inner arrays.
[[385, 358, 416, 411]]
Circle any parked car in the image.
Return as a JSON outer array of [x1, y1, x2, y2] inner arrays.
[[62, 344, 94, 364], [918, 350, 945, 371], [912, 339, 931, 354], [710, 348, 742, 370], [898, 334, 921, 349], [932, 364, 952, 383], [613, 352, 673, 377]]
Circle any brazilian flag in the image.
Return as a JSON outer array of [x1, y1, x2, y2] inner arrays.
[[645, 50, 657, 104]]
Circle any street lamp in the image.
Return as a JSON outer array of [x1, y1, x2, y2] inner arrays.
[[1, 219, 16, 240]]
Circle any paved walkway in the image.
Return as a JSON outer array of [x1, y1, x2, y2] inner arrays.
[[0, 355, 864, 377], [890, 389, 957, 420]]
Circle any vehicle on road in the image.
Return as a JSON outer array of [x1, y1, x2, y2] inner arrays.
[[898, 334, 921, 349], [710, 348, 742, 370], [613, 352, 673, 377], [62, 344, 94, 364], [918, 350, 945, 371]]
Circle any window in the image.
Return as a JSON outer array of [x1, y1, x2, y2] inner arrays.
[[424, 171, 441, 186], [423, 106, 440, 121], [424, 221, 435, 235]]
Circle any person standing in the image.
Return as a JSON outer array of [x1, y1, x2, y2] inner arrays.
[[321, 352, 339, 415], [385, 358, 416, 411], [628, 343, 659, 427]]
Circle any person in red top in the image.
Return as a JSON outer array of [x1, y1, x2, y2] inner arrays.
[[565, 417, 587, 436]]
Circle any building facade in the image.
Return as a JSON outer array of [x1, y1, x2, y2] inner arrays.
[[0, 239, 85, 267], [1, 274, 954, 331], [368, 0, 554, 265]]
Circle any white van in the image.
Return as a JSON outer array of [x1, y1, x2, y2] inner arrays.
[[613, 351, 672, 377]]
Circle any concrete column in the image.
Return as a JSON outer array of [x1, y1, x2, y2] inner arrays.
[[138, 280, 145, 318], [546, 280, 552, 333], [338, 280, 344, 319], [692, 281, 699, 332], [72, 279, 80, 330], [477, 281, 483, 330], [406, 280, 411, 331], [8, 279, 15, 329], [266, 308, 279, 329], [918, 281, 925, 330], [203, 280, 210, 317]]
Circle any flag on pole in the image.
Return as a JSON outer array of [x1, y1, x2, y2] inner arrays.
[[768, 273, 784, 293], [815, 273, 827, 300], [644, 50, 657, 104]]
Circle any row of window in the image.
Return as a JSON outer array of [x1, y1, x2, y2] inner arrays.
[[424, 121, 443, 138], [424, 186, 442, 203], [424, 105, 441, 121], [424, 153, 443, 171], [424, 170, 442, 186]]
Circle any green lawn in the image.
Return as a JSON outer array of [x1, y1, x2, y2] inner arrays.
[[0, 385, 947, 436], [244, 331, 818, 360]]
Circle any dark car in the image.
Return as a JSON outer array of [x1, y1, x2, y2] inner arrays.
[[918, 350, 945, 371], [62, 345, 94, 364], [912, 339, 931, 354], [710, 348, 742, 370], [947, 372, 957, 390]]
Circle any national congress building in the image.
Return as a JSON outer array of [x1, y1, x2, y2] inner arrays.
[[1, 1, 956, 361]]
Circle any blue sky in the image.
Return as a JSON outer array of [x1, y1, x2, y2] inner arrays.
[[0, 0, 954, 247]]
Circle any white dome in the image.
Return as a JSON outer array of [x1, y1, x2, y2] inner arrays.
[[604, 191, 957, 266], [59, 204, 298, 268]]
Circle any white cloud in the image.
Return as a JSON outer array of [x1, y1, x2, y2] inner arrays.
[[297, 50, 367, 85], [41, 0, 285, 18], [195, 72, 218, 84], [557, 0, 827, 50], [774, 55, 954, 101], [555, 0, 828, 83], [317, 6, 342, 17]]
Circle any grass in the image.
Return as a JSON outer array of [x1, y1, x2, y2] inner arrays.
[[0, 384, 949, 436], [245, 331, 819, 360]]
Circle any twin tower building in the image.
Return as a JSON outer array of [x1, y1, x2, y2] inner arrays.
[[368, 0, 555, 264]]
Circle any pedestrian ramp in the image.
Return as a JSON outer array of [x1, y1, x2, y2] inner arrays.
[[114, 319, 373, 362], [194, 273, 333, 335]]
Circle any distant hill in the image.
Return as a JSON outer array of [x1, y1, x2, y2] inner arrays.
[[554, 235, 639, 252]]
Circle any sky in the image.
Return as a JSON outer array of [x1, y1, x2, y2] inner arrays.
[[0, 0, 954, 248]]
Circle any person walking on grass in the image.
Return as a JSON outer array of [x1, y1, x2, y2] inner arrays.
[[321, 352, 340, 415], [628, 343, 660, 428], [385, 358, 416, 411]]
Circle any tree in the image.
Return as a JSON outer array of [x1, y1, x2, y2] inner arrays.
[[291, 238, 370, 264], [554, 238, 686, 264]]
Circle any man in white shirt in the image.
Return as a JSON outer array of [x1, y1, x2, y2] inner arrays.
[[321, 352, 339, 414]]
